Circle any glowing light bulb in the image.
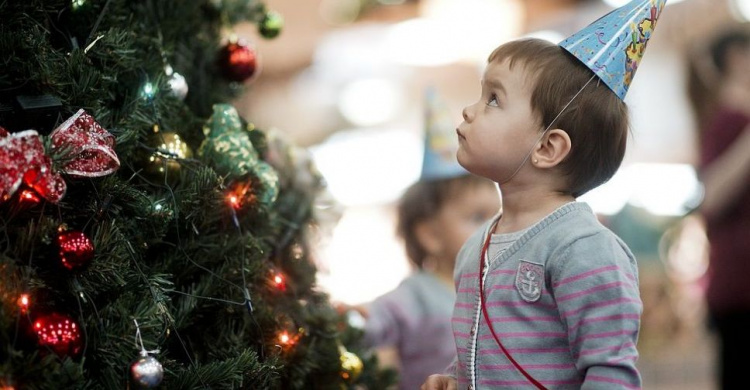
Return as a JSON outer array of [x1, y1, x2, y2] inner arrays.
[[140, 82, 157, 100], [272, 273, 286, 291], [17, 294, 30, 312]]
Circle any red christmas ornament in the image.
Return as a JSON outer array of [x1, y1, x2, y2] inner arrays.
[[218, 40, 259, 82], [57, 230, 95, 270], [33, 312, 83, 357]]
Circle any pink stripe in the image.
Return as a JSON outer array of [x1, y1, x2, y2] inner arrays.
[[479, 363, 575, 370], [557, 281, 629, 302], [455, 302, 475, 309], [457, 288, 475, 293], [570, 313, 640, 332], [461, 272, 480, 279], [587, 375, 640, 389], [489, 316, 560, 322], [486, 284, 515, 291], [475, 334, 558, 341], [608, 354, 637, 364], [561, 297, 642, 318], [479, 379, 582, 386], [625, 272, 636, 282], [486, 331, 566, 338], [479, 347, 569, 355], [572, 330, 634, 345], [489, 269, 516, 276], [455, 330, 565, 340], [554, 265, 619, 287], [580, 342, 635, 356], [451, 317, 473, 324], [485, 300, 556, 309]]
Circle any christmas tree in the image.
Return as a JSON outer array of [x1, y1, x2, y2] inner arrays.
[[0, 0, 394, 388]]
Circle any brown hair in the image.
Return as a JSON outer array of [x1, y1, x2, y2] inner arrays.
[[396, 174, 490, 269], [488, 39, 629, 197]]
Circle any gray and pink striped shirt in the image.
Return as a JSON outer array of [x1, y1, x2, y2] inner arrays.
[[451, 202, 642, 389]]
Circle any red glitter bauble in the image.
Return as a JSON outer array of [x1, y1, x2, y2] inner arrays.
[[33, 312, 83, 357], [57, 230, 94, 270], [217, 40, 259, 82]]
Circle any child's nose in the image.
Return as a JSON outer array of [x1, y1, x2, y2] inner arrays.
[[462, 105, 474, 122]]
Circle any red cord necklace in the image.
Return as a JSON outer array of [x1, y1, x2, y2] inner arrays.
[[478, 219, 547, 390]]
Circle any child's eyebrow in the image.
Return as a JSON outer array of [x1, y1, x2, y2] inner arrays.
[[482, 79, 507, 97]]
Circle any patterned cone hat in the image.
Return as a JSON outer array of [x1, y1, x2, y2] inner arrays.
[[420, 88, 467, 181], [559, 0, 667, 100]]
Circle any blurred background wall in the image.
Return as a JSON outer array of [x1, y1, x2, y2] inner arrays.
[[228, 1, 750, 388]]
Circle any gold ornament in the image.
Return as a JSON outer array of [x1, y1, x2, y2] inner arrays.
[[144, 126, 193, 182], [339, 345, 363, 383]]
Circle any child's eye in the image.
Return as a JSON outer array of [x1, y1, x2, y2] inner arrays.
[[486, 94, 499, 107]]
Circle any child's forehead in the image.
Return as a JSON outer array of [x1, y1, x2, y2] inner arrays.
[[481, 57, 537, 90]]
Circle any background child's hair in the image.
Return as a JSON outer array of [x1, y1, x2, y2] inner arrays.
[[396, 174, 490, 269], [489, 38, 629, 197]]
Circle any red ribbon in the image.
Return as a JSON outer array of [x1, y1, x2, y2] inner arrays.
[[0, 109, 120, 204]]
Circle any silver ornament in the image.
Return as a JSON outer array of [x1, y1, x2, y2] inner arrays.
[[130, 354, 164, 388], [165, 65, 189, 101]]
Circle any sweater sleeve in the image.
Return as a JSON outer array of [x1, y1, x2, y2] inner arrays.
[[551, 232, 643, 389], [362, 287, 406, 349]]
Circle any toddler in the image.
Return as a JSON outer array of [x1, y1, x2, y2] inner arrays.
[[422, 1, 668, 389]]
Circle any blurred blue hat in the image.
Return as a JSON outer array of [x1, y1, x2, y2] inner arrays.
[[420, 87, 468, 181], [559, 0, 667, 100]]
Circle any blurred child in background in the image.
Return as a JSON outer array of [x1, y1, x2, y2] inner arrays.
[[358, 89, 500, 390]]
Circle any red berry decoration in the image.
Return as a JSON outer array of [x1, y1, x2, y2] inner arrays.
[[33, 312, 83, 357], [57, 230, 94, 270], [218, 40, 259, 82]]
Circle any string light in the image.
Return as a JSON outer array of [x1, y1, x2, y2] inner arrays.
[[227, 194, 241, 209], [17, 294, 30, 313], [140, 82, 157, 100], [19, 190, 40, 205], [226, 182, 253, 210], [272, 272, 286, 291], [277, 327, 304, 349]]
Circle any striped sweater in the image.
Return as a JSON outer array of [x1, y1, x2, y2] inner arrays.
[[451, 202, 642, 389]]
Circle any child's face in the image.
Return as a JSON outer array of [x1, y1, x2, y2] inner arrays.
[[456, 58, 541, 183], [429, 183, 500, 264]]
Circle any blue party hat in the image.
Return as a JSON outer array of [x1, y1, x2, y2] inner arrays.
[[419, 88, 467, 181], [559, 0, 667, 100]]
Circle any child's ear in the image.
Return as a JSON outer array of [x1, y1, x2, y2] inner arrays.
[[414, 219, 442, 256], [532, 129, 571, 168]]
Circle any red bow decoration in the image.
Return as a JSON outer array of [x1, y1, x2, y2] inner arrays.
[[0, 109, 120, 203]]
